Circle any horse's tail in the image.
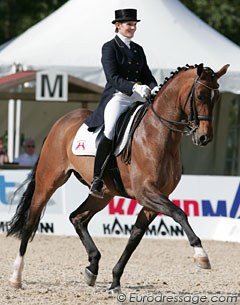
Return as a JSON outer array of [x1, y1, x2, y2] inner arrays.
[[7, 160, 39, 240]]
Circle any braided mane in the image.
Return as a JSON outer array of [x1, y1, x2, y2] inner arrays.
[[121, 64, 201, 164], [121, 64, 203, 164], [158, 64, 199, 90]]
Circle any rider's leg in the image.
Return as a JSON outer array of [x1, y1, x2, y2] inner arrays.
[[90, 135, 112, 198], [90, 92, 132, 198]]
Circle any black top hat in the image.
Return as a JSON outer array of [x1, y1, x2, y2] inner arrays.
[[112, 9, 140, 24]]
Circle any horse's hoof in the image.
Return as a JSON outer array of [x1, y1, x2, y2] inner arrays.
[[9, 280, 22, 289], [84, 268, 97, 286], [194, 256, 211, 269], [108, 285, 122, 295]]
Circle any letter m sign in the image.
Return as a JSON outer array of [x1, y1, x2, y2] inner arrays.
[[36, 70, 68, 101]]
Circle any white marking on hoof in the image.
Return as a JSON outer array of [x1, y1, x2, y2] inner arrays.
[[84, 268, 97, 286], [108, 286, 122, 295], [9, 253, 24, 289], [193, 247, 211, 269], [9, 280, 22, 289]]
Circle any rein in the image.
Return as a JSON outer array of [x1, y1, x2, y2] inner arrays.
[[148, 77, 218, 135], [122, 69, 219, 164]]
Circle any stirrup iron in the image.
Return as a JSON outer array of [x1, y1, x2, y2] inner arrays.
[[89, 177, 104, 199]]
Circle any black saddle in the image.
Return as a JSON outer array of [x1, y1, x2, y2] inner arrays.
[[114, 101, 144, 147], [97, 101, 146, 153], [105, 101, 149, 197]]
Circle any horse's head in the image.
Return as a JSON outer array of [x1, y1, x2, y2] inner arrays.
[[184, 63, 229, 146]]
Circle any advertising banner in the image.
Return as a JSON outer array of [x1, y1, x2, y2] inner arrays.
[[0, 169, 239, 242]]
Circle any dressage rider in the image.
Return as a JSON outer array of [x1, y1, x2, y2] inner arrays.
[[85, 8, 158, 198]]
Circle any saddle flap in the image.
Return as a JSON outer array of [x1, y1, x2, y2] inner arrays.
[[113, 101, 144, 147], [72, 103, 145, 157]]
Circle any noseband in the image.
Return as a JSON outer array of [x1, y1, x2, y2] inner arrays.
[[148, 77, 219, 135]]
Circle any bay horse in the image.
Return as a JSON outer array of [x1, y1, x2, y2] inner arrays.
[[7, 63, 229, 293]]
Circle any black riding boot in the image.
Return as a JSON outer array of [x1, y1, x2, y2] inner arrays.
[[90, 135, 113, 198]]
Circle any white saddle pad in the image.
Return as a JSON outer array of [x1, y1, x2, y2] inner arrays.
[[72, 105, 143, 156]]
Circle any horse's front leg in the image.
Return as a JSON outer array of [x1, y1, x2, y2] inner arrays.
[[69, 194, 111, 286], [142, 189, 211, 269], [110, 208, 157, 293]]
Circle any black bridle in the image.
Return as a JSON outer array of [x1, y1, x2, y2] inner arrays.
[[148, 77, 219, 136]]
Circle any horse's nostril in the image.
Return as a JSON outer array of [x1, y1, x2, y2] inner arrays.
[[199, 135, 210, 145], [200, 135, 206, 142]]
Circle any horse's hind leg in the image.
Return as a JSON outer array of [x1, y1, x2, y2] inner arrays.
[[9, 189, 62, 288], [8, 164, 70, 288], [9, 193, 50, 288], [9, 202, 43, 288], [69, 194, 111, 286], [109, 208, 157, 293]]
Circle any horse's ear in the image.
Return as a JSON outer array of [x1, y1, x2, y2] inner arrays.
[[197, 63, 204, 77], [215, 64, 230, 79]]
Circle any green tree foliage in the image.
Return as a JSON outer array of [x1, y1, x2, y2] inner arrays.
[[0, 1, 239, 46], [0, 0, 68, 45], [180, 0, 240, 46]]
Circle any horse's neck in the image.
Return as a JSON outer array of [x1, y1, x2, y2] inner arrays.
[[157, 71, 194, 121], [142, 111, 182, 151], [139, 73, 194, 154]]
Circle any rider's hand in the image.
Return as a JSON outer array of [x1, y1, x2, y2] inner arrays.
[[132, 84, 151, 99], [151, 86, 159, 96]]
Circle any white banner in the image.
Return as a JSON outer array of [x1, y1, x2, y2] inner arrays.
[[0, 170, 239, 242]]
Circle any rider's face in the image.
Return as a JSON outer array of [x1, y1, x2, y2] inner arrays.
[[116, 21, 137, 39]]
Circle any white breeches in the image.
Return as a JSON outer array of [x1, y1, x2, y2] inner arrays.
[[104, 91, 145, 140]]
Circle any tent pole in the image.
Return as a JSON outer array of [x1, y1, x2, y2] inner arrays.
[[14, 99, 22, 159], [8, 99, 15, 163], [14, 64, 23, 159]]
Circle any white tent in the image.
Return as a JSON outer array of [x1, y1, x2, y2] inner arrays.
[[0, 0, 239, 175], [0, 0, 240, 93]]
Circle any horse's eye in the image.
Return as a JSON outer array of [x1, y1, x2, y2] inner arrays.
[[197, 94, 204, 101]]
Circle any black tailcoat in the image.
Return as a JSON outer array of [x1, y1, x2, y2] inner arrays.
[[85, 35, 157, 130]]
